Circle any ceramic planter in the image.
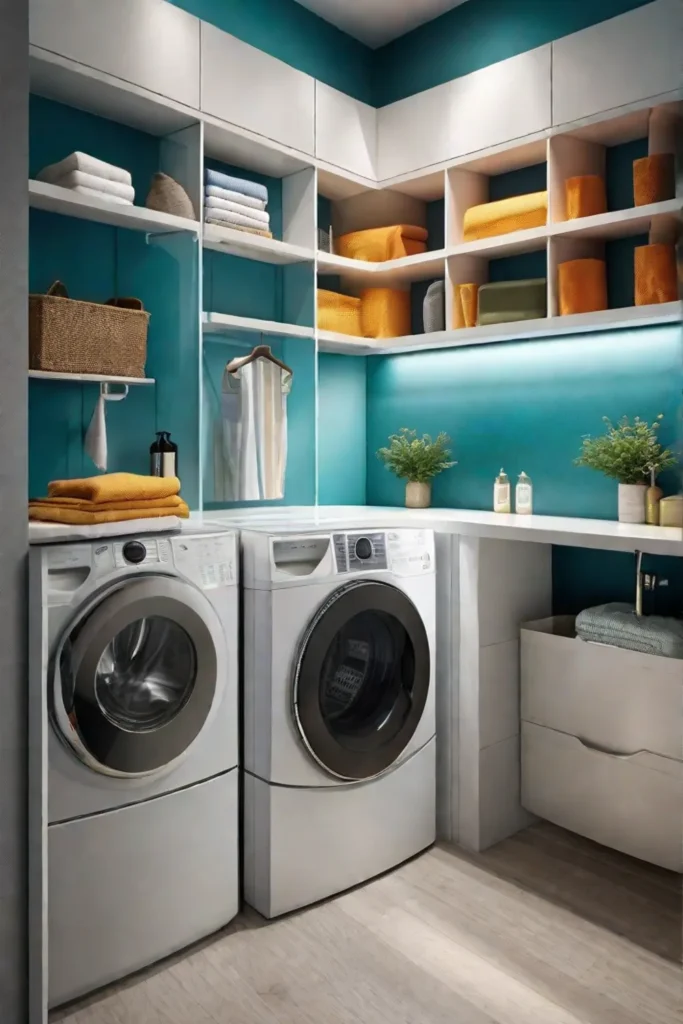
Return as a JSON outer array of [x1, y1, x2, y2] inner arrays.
[[406, 481, 431, 508], [618, 482, 647, 524]]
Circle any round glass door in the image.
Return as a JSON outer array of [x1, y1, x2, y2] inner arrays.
[[293, 581, 430, 780], [54, 576, 221, 776]]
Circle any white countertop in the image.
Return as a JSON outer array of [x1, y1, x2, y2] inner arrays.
[[196, 506, 683, 556]]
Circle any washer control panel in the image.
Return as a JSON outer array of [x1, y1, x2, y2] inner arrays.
[[333, 532, 388, 573]]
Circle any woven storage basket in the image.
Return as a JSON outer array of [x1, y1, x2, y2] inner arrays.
[[146, 172, 196, 220], [29, 281, 149, 377]]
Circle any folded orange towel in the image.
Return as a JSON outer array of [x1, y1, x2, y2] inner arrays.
[[360, 288, 411, 338], [30, 495, 185, 512], [634, 243, 678, 305], [336, 225, 428, 263], [317, 289, 363, 336], [558, 259, 608, 315], [463, 192, 548, 242], [564, 176, 607, 220], [633, 154, 675, 207], [29, 502, 189, 525], [454, 283, 480, 329], [47, 472, 180, 503]]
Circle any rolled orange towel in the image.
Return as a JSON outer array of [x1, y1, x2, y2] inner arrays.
[[558, 259, 608, 315], [454, 283, 480, 328], [633, 154, 675, 206], [360, 288, 411, 338], [634, 243, 678, 305], [336, 225, 428, 262], [564, 175, 607, 220], [317, 289, 363, 336], [47, 472, 180, 503], [463, 192, 547, 242]]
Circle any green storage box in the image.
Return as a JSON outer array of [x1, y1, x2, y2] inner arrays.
[[477, 278, 547, 326]]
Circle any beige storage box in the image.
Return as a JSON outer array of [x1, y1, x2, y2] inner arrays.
[[520, 616, 683, 871]]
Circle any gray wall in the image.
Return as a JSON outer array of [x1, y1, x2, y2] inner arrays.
[[0, 0, 28, 1020]]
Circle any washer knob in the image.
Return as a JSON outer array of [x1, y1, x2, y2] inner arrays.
[[355, 537, 373, 560], [122, 540, 147, 564]]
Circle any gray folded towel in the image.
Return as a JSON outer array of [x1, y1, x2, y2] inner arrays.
[[576, 602, 683, 659]]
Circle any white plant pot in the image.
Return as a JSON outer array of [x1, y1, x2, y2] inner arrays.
[[618, 482, 647, 524], [406, 481, 431, 508]]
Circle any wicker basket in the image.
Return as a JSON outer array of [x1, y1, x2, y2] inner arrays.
[[29, 281, 149, 377]]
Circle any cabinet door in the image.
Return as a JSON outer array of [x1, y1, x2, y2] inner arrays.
[[315, 84, 377, 179], [201, 24, 315, 156], [29, 0, 200, 109], [552, 0, 682, 126], [378, 81, 453, 179], [450, 46, 551, 159]]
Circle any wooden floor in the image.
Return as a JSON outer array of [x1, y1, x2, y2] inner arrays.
[[51, 823, 682, 1024]]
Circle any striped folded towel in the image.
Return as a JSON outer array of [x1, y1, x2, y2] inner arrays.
[[205, 184, 266, 211], [37, 151, 132, 186], [66, 186, 133, 206], [205, 168, 268, 203], [205, 219, 273, 239], [49, 170, 135, 202], [204, 206, 272, 231], [576, 602, 683, 659], [204, 195, 269, 224]]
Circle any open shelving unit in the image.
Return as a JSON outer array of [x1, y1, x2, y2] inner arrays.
[[29, 179, 200, 235], [29, 370, 155, 384], [202, 312, 315, 340]]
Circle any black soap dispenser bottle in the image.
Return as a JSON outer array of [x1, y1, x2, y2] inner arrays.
[[150, 431, 178, 478]]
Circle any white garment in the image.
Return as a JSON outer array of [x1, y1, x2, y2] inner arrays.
[[51, 170, 135, 202], [214, 358, 292, 502], [204, 184, 266, 211], [204, 195, 269, 223], [84, 394, 107, 471], [37, 151, 132, 186]]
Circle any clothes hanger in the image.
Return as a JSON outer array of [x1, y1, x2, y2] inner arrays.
[[226, 344, 292, 376]]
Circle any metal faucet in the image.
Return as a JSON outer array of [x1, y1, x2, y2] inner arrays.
[[634, 550, 669, 617]]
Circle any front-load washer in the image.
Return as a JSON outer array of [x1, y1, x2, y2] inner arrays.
[[29, 527, 240, 1008], [241, 526, 436, 918]]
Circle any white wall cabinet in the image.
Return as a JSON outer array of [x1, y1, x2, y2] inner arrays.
[[29, 0, 200, 109], [552, 0, 683, 126], [378, 81, 453, 179], [201, 24, 315, 156], [315, 84, 376, 179]]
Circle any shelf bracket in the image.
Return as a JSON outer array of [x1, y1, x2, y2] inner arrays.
[[145, 228, 199, 247], [100, 382, 129, 402]]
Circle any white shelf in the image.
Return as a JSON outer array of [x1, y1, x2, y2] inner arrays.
[[317, 248, 447, 284], [448, 225, 548, 260], [29, 370, 155, 384], [202, 312, 315, 340], [203, 223, 314, 264], [29, 180, 201, 235], [549, 199, 682, 241], [319, 302, 682, 355]]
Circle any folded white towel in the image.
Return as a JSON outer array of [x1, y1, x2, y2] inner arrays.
[[37, 151, 132, 187], [51, 170, 135, 202], [203, 206, 271, 231], [68, 185, 133, 206], [205, 216, 272, 238], [204, 195, 269, 224], [205, 184, 266, 211]]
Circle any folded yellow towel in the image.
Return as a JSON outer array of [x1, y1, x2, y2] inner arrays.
[[29, 501, 189, 525], [47, 472, 180, 503], [32, 495, 185, 512], [317, 289, 363, 336], [463, 191, 548, 242], [360, 288, 411, 338], [336, 225, 428, 263]]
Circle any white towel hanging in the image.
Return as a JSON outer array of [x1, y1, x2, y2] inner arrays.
[[85, 393, 108, 471]]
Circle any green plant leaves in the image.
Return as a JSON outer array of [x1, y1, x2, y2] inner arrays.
[[575, 415, 677, 484], [377, 428, 456, 483]]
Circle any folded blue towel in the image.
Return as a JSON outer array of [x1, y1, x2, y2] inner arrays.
[[205, 169, 268, 203]]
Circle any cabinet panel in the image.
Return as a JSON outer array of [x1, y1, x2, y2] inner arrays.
[[378, 82, 453, 179], [201, 24, 315, 156], [450, 46, 551, 159], [315, 83, 376, 179], [552, 0, 682, 126], [29, 0, 200, 108]]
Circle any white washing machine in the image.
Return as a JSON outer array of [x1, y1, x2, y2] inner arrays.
[[241, 526, 436, 918], [29, 527, 240, 1008]]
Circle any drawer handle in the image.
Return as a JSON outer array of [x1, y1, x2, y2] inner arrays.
[[576, 737, 642, 760]]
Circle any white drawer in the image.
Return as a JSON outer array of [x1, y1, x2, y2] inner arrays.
[[522, 721, 683, 872], [521, 616, 683, 761]]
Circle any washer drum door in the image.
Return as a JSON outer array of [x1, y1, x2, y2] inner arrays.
[[293, 580, 431, 781], [52, 575, 225, 777]]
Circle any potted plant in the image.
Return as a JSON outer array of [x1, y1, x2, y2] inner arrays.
[[377, 428, 456, 508], [575, 415, 676, 523]]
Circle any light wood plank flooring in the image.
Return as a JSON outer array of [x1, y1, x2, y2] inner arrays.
[[51, 823, 682, 1024]]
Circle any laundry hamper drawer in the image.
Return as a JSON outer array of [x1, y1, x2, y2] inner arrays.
[[521, 616, 683, 760], [521, 721, 683, 871]]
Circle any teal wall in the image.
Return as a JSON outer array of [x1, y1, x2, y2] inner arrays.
[[168, 0, 374, 105], [553, 547, 683, 618], [318, 355, 367, 505], [374, 0, 655, 106], [366, 326, 683, 518]]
